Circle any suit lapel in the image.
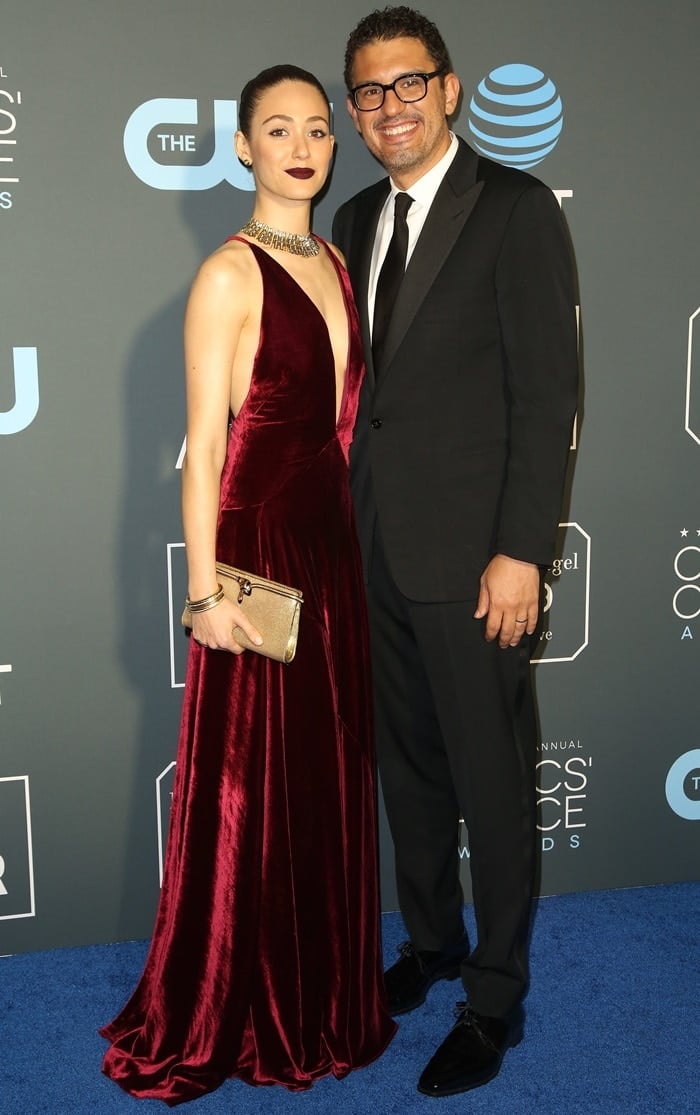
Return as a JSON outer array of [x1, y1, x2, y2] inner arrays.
[[349, 183, 389, 389], [380, 140, 483, 375]]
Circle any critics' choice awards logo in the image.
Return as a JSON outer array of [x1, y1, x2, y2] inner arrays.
[[532, 522, 591, 664], [0, 775, 36, 920], [468, 64, 563, 169], [665, 750, 700, 821], [124, 99, 254, 191], [1, 348, 39, 435], [672, 529, 700, 640], [0, 68, 39, 436], [537, 741, 591, 852], [458, 739, 591, 860], [0, 63, 21, 210], [686, 307, 700, 445]]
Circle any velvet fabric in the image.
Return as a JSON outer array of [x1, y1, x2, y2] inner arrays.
[[100, 239, 396, 1105]]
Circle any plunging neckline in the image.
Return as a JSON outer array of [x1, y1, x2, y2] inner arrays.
[[229, 235, 351, 429]]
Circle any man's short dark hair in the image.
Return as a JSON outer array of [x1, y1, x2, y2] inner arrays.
[[343, 6, 452, 90]]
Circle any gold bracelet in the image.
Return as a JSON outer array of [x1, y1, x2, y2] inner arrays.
[[185, 584, 225, 613]]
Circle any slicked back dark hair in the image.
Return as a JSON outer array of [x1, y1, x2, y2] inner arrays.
[[238, 64, 330, 137], [343, 6, 452, 90]]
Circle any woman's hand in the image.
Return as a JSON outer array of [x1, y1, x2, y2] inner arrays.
[[190, 598, 263, 654]]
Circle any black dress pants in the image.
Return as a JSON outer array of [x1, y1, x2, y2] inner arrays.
[[366, 524, 539, 1018]]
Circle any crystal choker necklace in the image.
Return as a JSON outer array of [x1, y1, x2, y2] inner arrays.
[[240, 218, 319, 257]]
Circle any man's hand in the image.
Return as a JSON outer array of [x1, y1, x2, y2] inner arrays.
[[474, 554, 540, 648]]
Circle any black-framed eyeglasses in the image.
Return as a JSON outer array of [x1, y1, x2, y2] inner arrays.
[[350, 70, 444, 112]]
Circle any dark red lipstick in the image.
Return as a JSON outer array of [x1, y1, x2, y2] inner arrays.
[[285, 168, 314, 179]]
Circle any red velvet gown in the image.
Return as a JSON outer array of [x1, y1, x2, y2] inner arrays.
[[100, 238, 396, 1105]]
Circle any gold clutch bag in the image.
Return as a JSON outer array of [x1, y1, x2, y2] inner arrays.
[[181, 562, 304, 665]]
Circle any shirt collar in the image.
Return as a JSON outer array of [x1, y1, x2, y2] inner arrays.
[[388, 131, 459, 210]]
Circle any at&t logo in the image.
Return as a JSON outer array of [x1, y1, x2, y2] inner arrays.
[[1, 347, 39, 434], [123, 98, 254, 191], [665, 750, 700, 821], [468, 64, 563, 169]]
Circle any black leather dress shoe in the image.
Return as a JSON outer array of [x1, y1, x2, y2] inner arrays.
[[417, 1002, 523, 1097], [384, 940, 467, 1015]]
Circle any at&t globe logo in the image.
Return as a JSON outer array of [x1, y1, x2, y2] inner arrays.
[[468, 64, 563, 169]]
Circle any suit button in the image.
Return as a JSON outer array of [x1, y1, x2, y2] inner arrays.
[[370, 418, 383, 429]]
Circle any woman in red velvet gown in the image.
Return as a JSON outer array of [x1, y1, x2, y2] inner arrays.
[[100, 65, 396, 1105]]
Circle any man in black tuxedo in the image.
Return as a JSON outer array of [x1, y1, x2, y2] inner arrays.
[[332, 5, 579, 1098]]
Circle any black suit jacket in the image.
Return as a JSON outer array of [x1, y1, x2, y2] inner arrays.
[[333, 139, 578, 602]]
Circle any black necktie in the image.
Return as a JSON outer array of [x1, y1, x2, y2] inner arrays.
[[372, 192, 413, 368]]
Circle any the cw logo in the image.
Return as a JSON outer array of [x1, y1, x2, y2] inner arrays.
[[1, 348, 39, 435], [123, 98, 254, 192]]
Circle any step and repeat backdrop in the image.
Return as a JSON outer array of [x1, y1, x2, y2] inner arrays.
[[2, 0, 698, 953]]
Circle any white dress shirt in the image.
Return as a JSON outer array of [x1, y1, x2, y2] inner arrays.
[[368, 132, 460, 338]]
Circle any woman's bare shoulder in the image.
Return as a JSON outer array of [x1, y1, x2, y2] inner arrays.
[[323, 240, 347, 269], [193, 237, 257, 294], [185, 239, 261, 333]]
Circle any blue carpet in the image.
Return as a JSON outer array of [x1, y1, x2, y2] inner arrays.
[[2, 883, 699, 1114]]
